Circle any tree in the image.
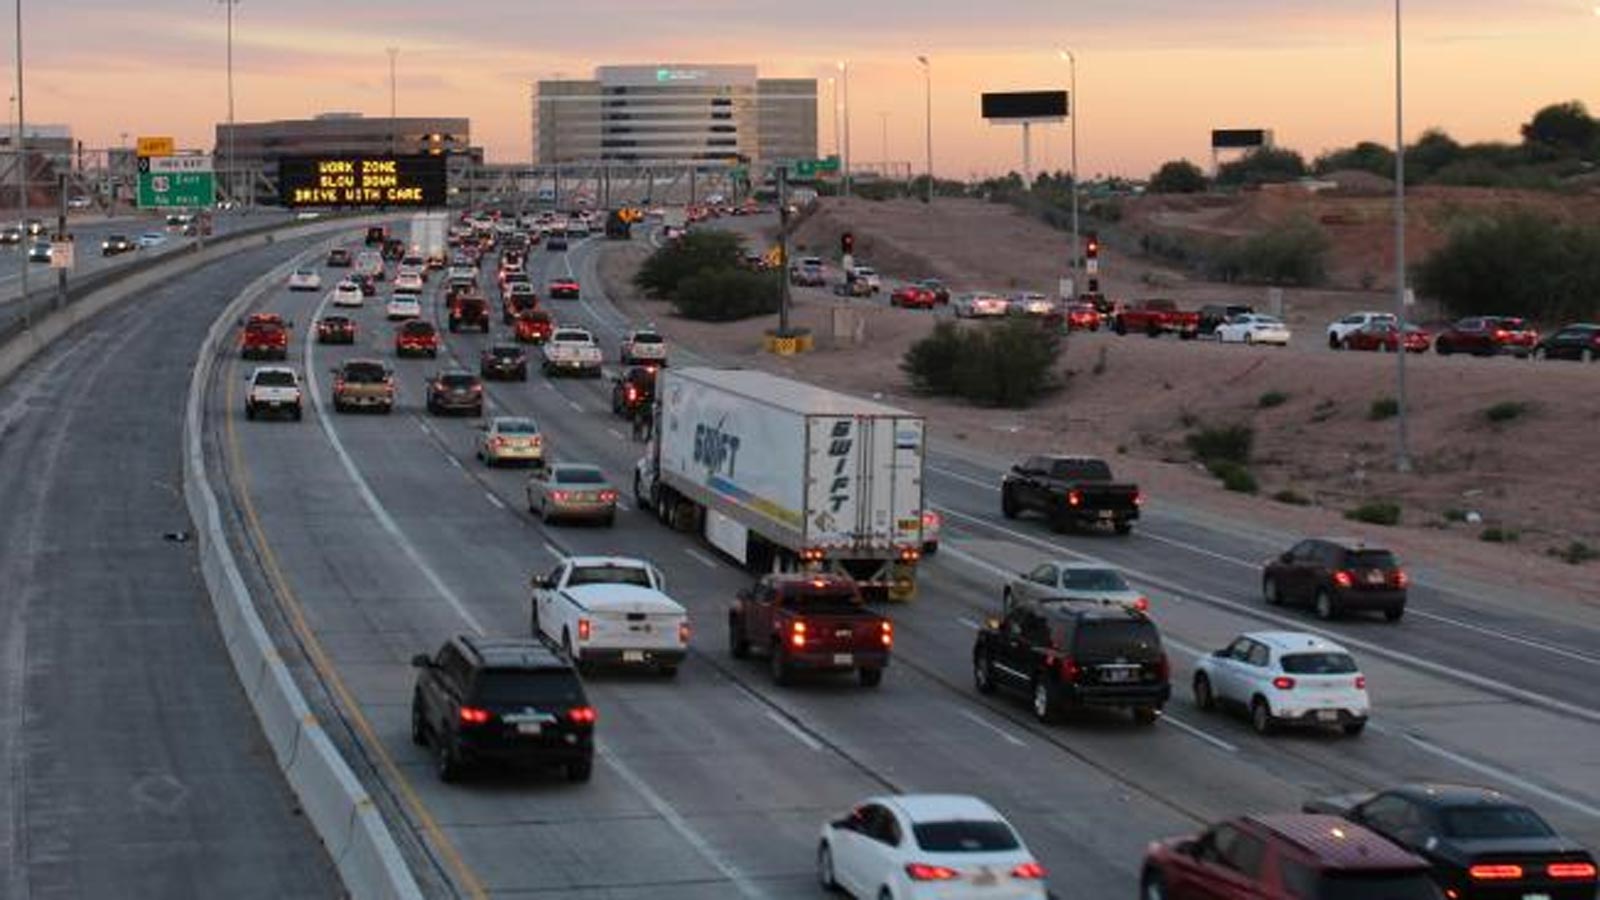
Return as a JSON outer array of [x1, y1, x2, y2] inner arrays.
[[1403, 129, 1461, 180], [1313, 141, 1395, 178], [671, 268, 782, 322], [1148, 159, 1208, 194], [1520, 101, 1597, 157], [1215, 147, 1307, 187], [633, 230, 745, 300], [1415, 212, 1600, 324]]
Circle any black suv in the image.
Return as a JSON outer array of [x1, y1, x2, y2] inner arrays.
[[611, 365, 657, 417], [973, 599, 1170, 725], [479, 344, 529, 381], [411, 636, 596, 783], [1262, 538, 1408, 622]]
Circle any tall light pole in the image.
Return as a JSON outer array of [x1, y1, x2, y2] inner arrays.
[[1392, 0, 1412, 472], [827, 76, 840, 160], [221, 0, 238, 206], [916, 55, 932, 203], [15, 0, 28, 317], [387, 47, 399, 156], [1058, 49, 1080, 290], [878, 111, 889, 174], [836, 60, 851, 197]]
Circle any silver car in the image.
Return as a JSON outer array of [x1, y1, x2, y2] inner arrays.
[[1003, 561, 1148, 612], [525, 463, 618, 526], [477, 416, 544, 467]]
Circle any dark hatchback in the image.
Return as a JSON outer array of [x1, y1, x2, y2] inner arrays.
[[1263, 538, 1408, 622], [426, 372, 484, 416], [480, 344, 529, 381], [411, 636, 596, 783], [1533, 323, 1600, 363]]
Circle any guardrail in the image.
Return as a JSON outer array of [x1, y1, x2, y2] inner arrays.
[[181, 232, 425, 900]]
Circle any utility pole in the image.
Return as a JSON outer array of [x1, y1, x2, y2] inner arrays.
[[53, 170, 64, 310], [777, 165, 792, 336], [387, 47, 399, 156], [878, 112, 889, 174], [837, 61, 851, 197], [1059, 49, 1080, 289]]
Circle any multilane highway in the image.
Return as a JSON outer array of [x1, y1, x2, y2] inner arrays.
[[204, 222, 1600, 897]]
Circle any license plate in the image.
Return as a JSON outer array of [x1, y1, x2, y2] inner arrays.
[[1366, 570, 1385, 585], [1317, 710, 1339, 722], [623, 651, 645, 663], [972, 870, 998, 887], [833, 653, 853, 665], [516, 723, 542, 736], [1522, 894, 1551, 900], [1102, 668, 1134, 683], [1098, 510, 1115, 520]]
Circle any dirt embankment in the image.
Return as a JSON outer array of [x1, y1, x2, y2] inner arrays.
[[599, 202, 1600, 603]]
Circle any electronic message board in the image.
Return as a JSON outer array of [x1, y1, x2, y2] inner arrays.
[[981, 91, 1068, 121], [278, 155, 447, 208]]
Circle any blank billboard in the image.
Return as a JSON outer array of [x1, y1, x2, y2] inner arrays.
[[982, 91, 1069, 121], [1211, 129, 1270, 149]]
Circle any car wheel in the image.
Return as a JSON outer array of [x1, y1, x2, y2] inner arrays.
[[1343, 721, 1367, 737], [1032, 678, 1059, 724], [1263, 576, 1283, 606], [602, 514, 616, 528], [974, 649, 997, 694], [1193, 673, 1215, 711], [657, 664, 678, 679], [817, 841, 840, 893], [858, 667, 883, 688], [434, 732, 464, 782], [1114, 520, 1133, 536], [1133, 707, 1160, 726], [1329, 333, 1341, 350], [245, 405, 256, 421], [1251, 697, 1276, 735], [1437, 342, 1452, 356], [1000, 486, 1020, 519], [1384, 606, 1405, 623], [1314, 589, 1337, 621], [1583, 348, 1596, 364], [770, 643, 794, 685], [566, 759, 593, 783], [410, 693, 428, 746], [1141, 869, 1169, 900], [292, 407, 303, 421]]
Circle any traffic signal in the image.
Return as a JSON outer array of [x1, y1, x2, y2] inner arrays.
[[841, 231, 855, 255], [1085, 232, 1100, 259]]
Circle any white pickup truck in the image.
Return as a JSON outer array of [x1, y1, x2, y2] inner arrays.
[[530, 556, 688, 677], [541, 326, 603, 377], [619, 328, 668, 367], [245, 366, 303, 421]]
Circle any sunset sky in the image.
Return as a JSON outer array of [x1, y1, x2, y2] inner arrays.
[[13, 0, 1599, 178]]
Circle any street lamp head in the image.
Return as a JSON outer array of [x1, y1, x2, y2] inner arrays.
[[916, 55, 928, 66], [836, 60, 847, 72], [1057, 48, 1073, 63]]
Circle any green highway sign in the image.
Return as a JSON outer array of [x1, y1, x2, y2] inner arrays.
[[788, 156, 841, 179], [138, 171, 215, 208]]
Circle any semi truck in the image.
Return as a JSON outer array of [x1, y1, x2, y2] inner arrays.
[[408, 212, 448, 268], [633, 368, 928, 600]]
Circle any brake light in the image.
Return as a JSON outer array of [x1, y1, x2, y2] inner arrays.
[[577, 618, 591, 642], [790, 620, 807, 649], [599, 490, 618, 502], [1059, 656, 1080, 682], [1011, 861, 1047, 879], [626, 385, 638, 401], [552, 491, 569, 502], [1355, 675, 1367, 690], [898, 546, 920, 561], [881, 620, 893, 648], [1067, 489, 1082, 507], [800, 548, 825, 563], [458, 706, 492, 725], [1493, 329, 1509, 340], [678, 621, 691, 644], [1549, 862, 1597, 879], [1470, 864, 1523, 881], [1272, 676, 1296, 690], [1133, 490, 1146, 506], [922, 510, 941, 527], [1394, 569, 1409, 588], [1333, 570, 1354, 589], [1133, 596, 1150, 612], [566, 706, 597, 725], [904, 863, 960, 882], [1156, 652, 1170, 680]]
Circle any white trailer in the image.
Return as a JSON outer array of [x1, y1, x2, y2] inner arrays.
[[635, 368, 928, 599], [408, 212, 448, 265]]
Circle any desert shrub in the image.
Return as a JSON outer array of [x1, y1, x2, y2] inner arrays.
[[901, 321, 966, 396], [1185, 424, 1254, 466], [1215, 146, 1308, 187], [1369, 397, 1399, 420], [1549, 541, 1598, 565], [1479, 527, 1519, 543], [1148, 159, 1208, 194], [1273, 489, 1312, 506], [1345, 500, 1402, 526], [902, 319, 1061, 408], [1442, 508, 1469, 522], [634, 230, 746, 300], [1206, 461, 1259, 494], [671, 268, 781, 322], [1209, 218, 1329, 285], [1415, 212, 1600, 324], [1484, 401, 1530, 423], [1258, 390, 1289, 409]]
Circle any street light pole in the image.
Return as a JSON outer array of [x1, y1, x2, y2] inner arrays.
[[878, 111, 889, 174], [1392, 0, 1412, 473], [1058, 49, 1080, 289], [828, 76, 840, 161], [837, 61, 851, 197], [917, 55, 932, 203], [223, 0, 238, 206], [15, 0, 27, 321], [387, 47, 399, 156]]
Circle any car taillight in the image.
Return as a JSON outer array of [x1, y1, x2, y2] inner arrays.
[[1156, 652, 1170, 680], [566, 706, 597, 725], [922, 510, 941, 528], [333, 378, 345, 391], [599, 490, 618, 502], [626, 386, 638, 401], [881, 621, 893, 648], [1067, 489, 1082, 507], [1011, 861, 1047, 879], [1058, 656, 1080, 682], [1133, 490, 1145, 506], [790, 620, 808, 648], [577, 618, 591, 642], [458, 706, 492, 726], [678, 621, 691, 645], [799, 548, 825, 563], [898, 546, 920, 561], [904, 863, 960, 882], [1333, 570, 1354, 589], [1133, 596, 1150, 612], [1355, 675, 1367, 690], [1493, 329, 1509, 340], [552, 490, 569, 502], [1272, 676, 1296, 690], [1469, 864, 1523, 881], [1549, 862, 1597, 879], [1393, 569, 1409, 588]]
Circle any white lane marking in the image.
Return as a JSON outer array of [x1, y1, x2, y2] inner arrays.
[[1400, 733, 1600, 820], [957, 617, 983, 630], [542, 542, 564, 560], [444, 455, 462, 470], [1162, 715, 1238, 754], [763, 710, 824, 751], [938, 543, 1016, 582], [614, 499, 630, 512], [956, 708, 1027, 748], [598, 744, 772, 899], [542, 381, 558, 392], [933, 506, 1600, 726], [567, 399, 583, 413], [302, 294, 487, 636], [414, 419, 429, 434], [484, 492, 505, 510], [607, 428, 624, 441], [685, 548, 720, 570], [926, 462, 1600, 668]]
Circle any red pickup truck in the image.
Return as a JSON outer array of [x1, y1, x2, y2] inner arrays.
[[1113, 299, 1200, 339], [728, 573, 891, 687], [239, 313, 290, 360]]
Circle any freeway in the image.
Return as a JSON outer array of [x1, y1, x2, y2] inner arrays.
[[0, 236, 339, 897], [206, 223, 1600, 897]]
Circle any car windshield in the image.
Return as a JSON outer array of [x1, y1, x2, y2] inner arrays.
[[1347, 550, 1399, 568], [473, 670, 584, 706], [631, 333, 663, 344], [496, 419, 538, 435], [567, 565, 651, 588], [1074, 621, 1161, 659], [1060, 568, 1130, 591], [342, 364, 386, 383], [294, 269, 315, 277], [1439, 805, 1553, 839], [554, 331, 591, 343], [401, 322, 433, 334], [1048, 459, 1113, 481], [553, 467, 605, 485], [1279, 652, 1358, 675], [912, 820, 1020, 853], [489, 347, 521, 358], [254, 371, 296, 387], [440, 375, 478, 388]]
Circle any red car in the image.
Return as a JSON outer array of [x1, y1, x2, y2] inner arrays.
[[240, 313, 290, 360], [395, 320, 439, 358], [513, 310, 554, 344], [549, 278, 580, 299], [1434, 316, 1538, 357], [1341, 321, 1431, 353], [1142, 814, 1440, 899], [889, 285, 937, 309], [1064, 302, 1103, 332]]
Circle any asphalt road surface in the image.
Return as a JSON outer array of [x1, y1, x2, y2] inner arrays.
[[0, 236, 339, 898], [206, 224, 1600, 897]]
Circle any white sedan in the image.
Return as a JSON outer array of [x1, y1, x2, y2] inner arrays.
[[288, 268, 323, 292], [385, 295, 422, 320], [818, 794, 1048, 900], [953, 292, 1010, 318], [331, 280, 364, 308], [1192, 631, 1370, 736], [1215, 313, 1291, 345], [136, 231, 167, 248], [1004, 561, 1148, 612], [393, 271, 425, 294]]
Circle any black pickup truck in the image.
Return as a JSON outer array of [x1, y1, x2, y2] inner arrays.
[[1000, 455, 1142, 535]]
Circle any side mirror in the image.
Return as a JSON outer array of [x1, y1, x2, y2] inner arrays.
[[1212, 648, 1229, 658], [410, 654, 432, 668]]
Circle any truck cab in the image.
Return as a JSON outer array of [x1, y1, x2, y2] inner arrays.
[[728, 573, 891, 687]]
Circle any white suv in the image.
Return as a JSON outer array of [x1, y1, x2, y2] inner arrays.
[[1327, 311, 1397, 349], [1192, 631, 1369, 736]]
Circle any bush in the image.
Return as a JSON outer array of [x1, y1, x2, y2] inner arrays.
[[634, 231, 746, 300], [901, 318, 1061, 408], [1442, 508, 1469, 522], [1208, 218, 1329, 285], [1484, 401, 1530, 423], [1273, 489, 1312, 506], [1479, 527, 1519, 543], [1206, 461, 1259, 494], [1549, 541, 1599, 565], [1345, 500, 1402, 526], [1415, 212, 1600, 324], [1369, 396, 1399, 420], [1258, 390, 1289, 409], [1148, 159, 1208, 194], [671, 268, 781, 322], [1185, 424, 1254, 466], [1215, 146, 1308, 187]]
